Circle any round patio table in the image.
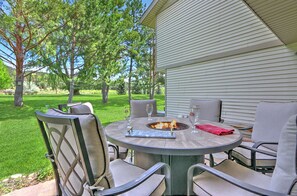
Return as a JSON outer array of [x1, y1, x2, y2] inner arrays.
[[105, 117, 242, 195]]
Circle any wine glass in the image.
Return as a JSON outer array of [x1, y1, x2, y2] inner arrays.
[[189, 107, 198, 133], [124, 106, 132, 132], [146, 103, 153, 121]]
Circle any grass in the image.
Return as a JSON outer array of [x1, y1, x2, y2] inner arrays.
[[0, 91, 164, 180]]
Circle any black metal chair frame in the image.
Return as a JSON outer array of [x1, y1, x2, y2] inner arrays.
[[57, 102, 82, 112], [36, 111, 171, 195]]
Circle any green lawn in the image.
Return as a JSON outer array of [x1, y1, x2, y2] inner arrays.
[[0, 91, 164, 180]]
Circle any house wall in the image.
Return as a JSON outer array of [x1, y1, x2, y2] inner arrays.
[[166, 45, 297, 123], [155, 0, 297, 124]]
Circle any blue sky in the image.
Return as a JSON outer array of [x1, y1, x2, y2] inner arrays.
[[142, 0, 153, 9]]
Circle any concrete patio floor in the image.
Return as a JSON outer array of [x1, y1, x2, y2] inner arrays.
[[3, 153, 227, 195], [4, 180, 56, 196]]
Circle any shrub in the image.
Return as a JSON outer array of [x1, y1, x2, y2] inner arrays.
[[116, 80, 126, 95], [3, 89, 14, 95]]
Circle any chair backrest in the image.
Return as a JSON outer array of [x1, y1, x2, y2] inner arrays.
[[36, 109, 113, 195], [70, 102, 94, 114], [252, 102, 297, 142], [58, 102, 94, 114], [189, 99, 222, 122], [270, 114, 297, 194], [130, 99, 158, 119]]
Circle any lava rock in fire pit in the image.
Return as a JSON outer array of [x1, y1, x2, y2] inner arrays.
[[147, 121, 189, 131]]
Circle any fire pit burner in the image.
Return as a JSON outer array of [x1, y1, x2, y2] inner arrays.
[[147, 121, 189, 131]]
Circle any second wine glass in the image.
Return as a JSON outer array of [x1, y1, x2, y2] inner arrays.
[[189, 108, 198, 133], [146, 103, 153, 121]]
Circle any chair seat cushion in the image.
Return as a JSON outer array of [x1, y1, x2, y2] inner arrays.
[[230, 141, 276, 167], [110, 159, 165, 196], [193, 160, 271, 196]]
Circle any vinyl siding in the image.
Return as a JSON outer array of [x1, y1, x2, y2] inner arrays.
[[244, 0, 297, 44], [156, 0, 282, 69], [166, 45, 297, 124]]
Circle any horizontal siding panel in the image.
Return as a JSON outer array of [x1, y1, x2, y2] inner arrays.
[[244, 0, 297, 44], [156, 0, 280, 68], [166, 45, 297, 124]]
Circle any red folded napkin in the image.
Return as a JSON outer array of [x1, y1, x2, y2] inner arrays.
[[196, 124, 234, 135]]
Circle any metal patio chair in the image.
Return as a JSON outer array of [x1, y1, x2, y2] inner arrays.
[[130, 99, 165, 119], [187, 114, 297, 196], [189, 98, 223, 122], [190, 98, 223, 166], [36, 109, 171, 196], [130, 99, 158, 119], [57, 102, 128, 161], [228, 101, 297, 173]]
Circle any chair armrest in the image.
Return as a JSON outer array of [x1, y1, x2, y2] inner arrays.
[[156, 111, 165, 117], [236, 144, 277, 171], [252, 141, 278, 149], [237, 126, 253, 131], [94, 162, 171, 196], [187, 163, 285, 196], [107, 142, 119, 159], [238, 144, 277, 157]]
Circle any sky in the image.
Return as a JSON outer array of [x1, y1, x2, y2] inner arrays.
[[142, 0, 153, 9]]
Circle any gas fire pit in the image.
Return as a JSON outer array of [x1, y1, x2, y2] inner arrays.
[[147, 120, 189, 131]]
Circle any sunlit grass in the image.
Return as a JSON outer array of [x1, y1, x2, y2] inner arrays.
[[0, 91, 164, 180]]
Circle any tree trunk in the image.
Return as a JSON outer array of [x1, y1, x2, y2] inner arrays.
[[149, 46, 152, 99], [68, 34, 76, 103], [101, 81, 109, 103], [14, 20, 25, 107], [14, 71, 24, 106], [128, 57, 133, 102], [68, 78, 74, 103], [149, 38, 156, 99]]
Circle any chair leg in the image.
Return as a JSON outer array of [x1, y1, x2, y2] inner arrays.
[[209, 154, 215, 167], [129, 149, 134, 163]]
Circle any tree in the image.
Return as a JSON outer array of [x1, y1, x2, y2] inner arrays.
[[123, 0, 156, 100], [0, 0, 65, 106], [30, 0, 94, 102], [116, 78, 126, 95], [0, 60, 12, 89], [124, 0, 144, 101], [86, 0, 126, 103]]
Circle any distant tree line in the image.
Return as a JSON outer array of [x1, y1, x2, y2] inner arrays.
[[0, 0, 164, 106]]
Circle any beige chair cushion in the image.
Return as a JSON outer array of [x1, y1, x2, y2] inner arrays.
[[110, 159, 166, 196], [189, 99, 222, 122], [252, 101, 297, 142], [130, 100, 157, 119], [270, 114, 297, 194], [47, 109, 114, 190], [230, 141, 276, 167], [193, 160, 271, 196], [69, 103, 128, 160], [70, 102, 94, 114]]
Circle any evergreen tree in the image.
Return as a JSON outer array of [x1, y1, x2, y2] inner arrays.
[[0, 0, 65, 106]]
